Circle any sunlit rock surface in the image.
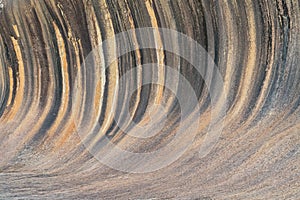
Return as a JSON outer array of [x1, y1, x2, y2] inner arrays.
[[0, 0, 299, 199]]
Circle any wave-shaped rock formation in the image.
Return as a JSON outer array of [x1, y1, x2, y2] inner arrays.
[[0, 0, 299, 199]]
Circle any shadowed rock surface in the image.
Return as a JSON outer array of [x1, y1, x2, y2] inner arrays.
[[0, 0, 299, 199]]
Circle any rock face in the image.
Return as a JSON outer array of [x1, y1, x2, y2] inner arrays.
[[0, 0, 299, 199]]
